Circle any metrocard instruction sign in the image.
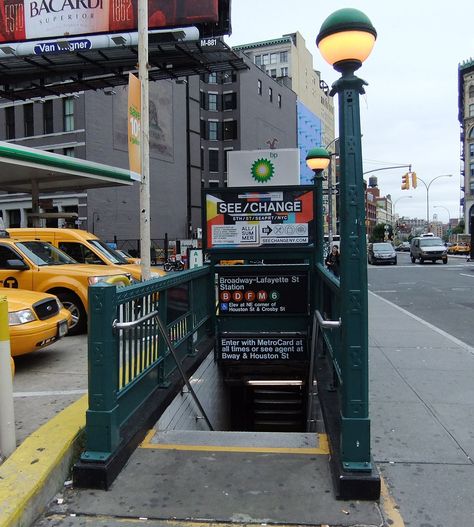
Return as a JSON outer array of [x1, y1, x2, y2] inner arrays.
[[203, 186, 314, 249]]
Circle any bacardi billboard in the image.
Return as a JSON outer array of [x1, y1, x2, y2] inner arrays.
[[0, 0, 230, 43]]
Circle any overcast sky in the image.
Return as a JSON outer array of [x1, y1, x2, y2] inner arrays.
[[224, 0, 474, 222]]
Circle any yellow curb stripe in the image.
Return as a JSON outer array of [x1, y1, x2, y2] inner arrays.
[[0, 394, 87, 527], [380, 475, 405, 526], [140, 430, 329, 455]]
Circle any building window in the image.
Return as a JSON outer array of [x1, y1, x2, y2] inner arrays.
[[470, 162, 474, 177], [200, 91, 206, 109], [255, 55, 261, 67], [63, 97, 74, 132], [270, 69, 277, 78], [8, 209, 21, 228], [268, 87, 273, 102], [261, 54, 269, 65], [470, 143, 474, 157], [222, 71, 236, 84], [209, 149, 219, 172], [208, 93, 218, 111], [281, 67, 288, 77], [257, 79, 262, 95], [470, 180, 474, 194], [469, 85, 474, 98], [64, 147, 75, 157], [278, 94, 282, 108], [208, 121, 218, 141], [5, 106, 15, 139], [24, 104, 34, 136], [43, 100, 53, 134], [223, 120, 237, 140], [208, 72, 217, 84], [470, 104, 474, 117], [270, 53, 278, 64], [209, 180, 219, 188], [280, 51, 288, 62], [223, 92, 236, 110], [224, 148, 232, 172], [470, 127, 474, 139], [200, 119, 206, 139]]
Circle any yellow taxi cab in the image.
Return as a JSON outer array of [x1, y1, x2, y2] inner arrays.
[[4, 288, 71, 357], [7, 228, 165, 281], [0, 232, 130, 335], [115, 248, 141, 265]]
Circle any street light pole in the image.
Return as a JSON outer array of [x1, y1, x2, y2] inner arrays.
[[417, 175, 452, 233], [317, 7, 376, 474]]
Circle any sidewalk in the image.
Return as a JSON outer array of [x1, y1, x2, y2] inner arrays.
[[1, 293, 474, 526]]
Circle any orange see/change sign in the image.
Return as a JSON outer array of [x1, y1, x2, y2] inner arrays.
[[128, 72, 141, 179]]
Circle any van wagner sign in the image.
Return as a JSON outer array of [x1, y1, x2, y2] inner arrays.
[[0, 0, 220, 42]]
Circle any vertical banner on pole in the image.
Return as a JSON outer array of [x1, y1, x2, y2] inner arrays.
[[128, 72, 141, 181]]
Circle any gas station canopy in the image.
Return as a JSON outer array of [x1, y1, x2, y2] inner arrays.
[[0, 141, 138, 192]]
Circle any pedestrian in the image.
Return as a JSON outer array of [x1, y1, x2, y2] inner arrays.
[[325, 245, 340, 277]]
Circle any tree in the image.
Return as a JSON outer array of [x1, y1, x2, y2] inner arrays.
[[371, 223, 392, 242], [452, 219, 465, 235]]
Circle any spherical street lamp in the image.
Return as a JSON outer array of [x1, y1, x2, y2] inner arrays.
[[305, 147, 331, 263], [317, 8, 377, 73], [316, 8, 377, 484], [305, 147, 331, 174]]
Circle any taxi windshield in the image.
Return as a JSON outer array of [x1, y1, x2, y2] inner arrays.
[[16, 241, 77, 266], [89, 240, 128, 264]]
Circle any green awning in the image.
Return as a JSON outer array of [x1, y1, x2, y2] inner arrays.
[[0, 141, 138, 193]]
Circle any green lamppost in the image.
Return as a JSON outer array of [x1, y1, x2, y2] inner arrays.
[[306, 147, 331, 265], [316, 9, 376, 473]]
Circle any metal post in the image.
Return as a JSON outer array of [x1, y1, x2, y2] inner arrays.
[[31, 179, 40, 228], [315, 172, 325, 265], [0, 296, 16, 458], [138, 0, 151, 280], [332, 66, 371, 470]]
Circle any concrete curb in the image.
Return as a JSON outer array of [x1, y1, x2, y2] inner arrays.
[[0, 395, 87, 527]]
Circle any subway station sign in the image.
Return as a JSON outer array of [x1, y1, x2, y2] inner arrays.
[[217, 269, 309, 316], [218, 334, 308, 362], [203, 186, 314, 249]]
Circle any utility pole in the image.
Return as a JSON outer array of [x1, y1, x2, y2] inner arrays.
[[138, 0, 151, 280]]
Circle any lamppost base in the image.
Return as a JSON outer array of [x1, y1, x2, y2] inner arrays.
[[316, 353, 381, 500]]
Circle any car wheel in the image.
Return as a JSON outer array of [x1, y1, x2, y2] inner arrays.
[[443, 258, 448, 264], [56, 291, 87, 335], [411, 255, 416, 263], [420, 257, 424, 264]]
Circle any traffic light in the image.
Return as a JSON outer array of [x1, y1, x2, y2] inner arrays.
[[401, 173, 410, 190], [411, 171, 417, 188]]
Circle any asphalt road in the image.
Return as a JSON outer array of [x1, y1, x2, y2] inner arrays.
[[368, 251, 474, 347]]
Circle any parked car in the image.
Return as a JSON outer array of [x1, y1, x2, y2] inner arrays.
[[0, 233, 131, 334], [115, 249, 141, 265], [447, 243, 470, 255], [7, 228, 164, 281], [396, 241, 410, 252], [410, 236, 448, 264], [5, 289, 71, 357], [368, 242, 397, 265]]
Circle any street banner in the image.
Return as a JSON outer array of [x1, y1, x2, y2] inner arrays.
[[128, 72, 141, 179], [227, 149, 300, 187], [0, 0, 220, 43], [203, 186, 314, 249], [218, 334, 308, 362]]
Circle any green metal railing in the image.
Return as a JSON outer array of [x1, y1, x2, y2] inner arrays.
[[80, 267, 213, 463]]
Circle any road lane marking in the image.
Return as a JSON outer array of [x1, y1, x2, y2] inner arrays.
[[373, 290, 397, 293], [460, 273, 474, 278], [369, 291, 474, 355]]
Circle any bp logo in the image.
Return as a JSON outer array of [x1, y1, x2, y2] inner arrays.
[[251, 158, 275, 183]]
